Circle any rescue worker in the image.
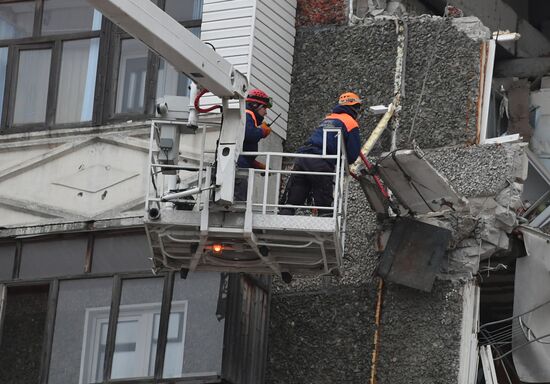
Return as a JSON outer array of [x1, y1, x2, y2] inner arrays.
[[280, 92, 363, 215], [234, 88, 273, 200]]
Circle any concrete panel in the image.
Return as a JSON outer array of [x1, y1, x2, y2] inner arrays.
[[377, 280, 465, 384], [0, 138, 148, 224], [267, 285, 377, 384], [285, 19, 483, 154]]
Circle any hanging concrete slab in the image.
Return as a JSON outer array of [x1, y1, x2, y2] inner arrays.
[[377, 217, 452, 292], [377, 149, 465, 214], [357, 174, 388, 215]]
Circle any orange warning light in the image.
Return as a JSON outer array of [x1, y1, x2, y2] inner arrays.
[[212, 244, 223, 254]]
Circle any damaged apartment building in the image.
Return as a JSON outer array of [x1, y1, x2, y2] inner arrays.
[[0, 0, 549, 383]]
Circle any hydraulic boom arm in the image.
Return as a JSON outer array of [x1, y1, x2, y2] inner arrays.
[[87, 0, 247, 97], [87, 0, 249, 204]]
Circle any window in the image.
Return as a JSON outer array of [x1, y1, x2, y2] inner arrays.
[[106, 0, 203, 120], [155, 27, 200, 100], [81, 301, 188, 382], [0, 1, 35, 39], [56, 273, 223, 383], [0, 0, 204, 132], [13, 47, 52, 124], [41, 0, 102, 35], [115, 38, 149, 114], [48, 278, 113, 384], [79, 278, 172, 382], [0, 0, 101, 131], [56, 38, 100, 123]]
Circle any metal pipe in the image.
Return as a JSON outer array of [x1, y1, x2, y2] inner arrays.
[[262, 154, 271, 214], [370, 278, 385, 384], [196, 123, 207, 207], [161, 186, 215, 201], [350, 99, 397, 175]]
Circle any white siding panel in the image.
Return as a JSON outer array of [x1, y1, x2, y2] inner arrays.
[[254, 40, 293, 77], [281, 0, 297, 12], [203, 0, 252, 12], [255, 21, 293, 58], [256, 6, 294, 44], [251, 60, 290, 96], [264, 1, 296, 22], [250, 73, 289, 111], [201, 27, 251, 41], [251, 0, 297, 139], [202, 36, 251, 49], [202, 17, 253, 32], [216, 46, 251, 58], [200, 0, 254, 109], [200, 0, 297, 140], [202, 8, 254, 22]]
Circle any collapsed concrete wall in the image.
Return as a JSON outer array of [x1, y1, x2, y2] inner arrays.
[[266, 16, 525, 384]]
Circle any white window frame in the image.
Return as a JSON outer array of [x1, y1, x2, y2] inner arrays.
[[79, 300, 188, 383]]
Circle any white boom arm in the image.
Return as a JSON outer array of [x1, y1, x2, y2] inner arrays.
[[88, 0, 247, 97], [88, 0, 248, 203]]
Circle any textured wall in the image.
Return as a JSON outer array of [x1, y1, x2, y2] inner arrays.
[[296, 0, 348, 27], [286, 18, 484, 155], [267, 285, 378, 384], [267, 16, 492, 384], [377, 281, 464, 384]]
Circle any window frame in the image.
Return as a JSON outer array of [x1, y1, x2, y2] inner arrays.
[[0, 27, 106, 133], [7, 41, 56, 129], [102, 28, 158, 123], [0, 0, 203, 133], [80, 300, 188, 382]]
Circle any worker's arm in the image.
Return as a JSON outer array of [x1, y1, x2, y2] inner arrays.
[[345, 127, 361, 164], [244, 114, 268, 143]]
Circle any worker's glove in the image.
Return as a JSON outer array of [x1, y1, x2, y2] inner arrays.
[[252, 160, 266, 170], [260, 122, 271, 138]]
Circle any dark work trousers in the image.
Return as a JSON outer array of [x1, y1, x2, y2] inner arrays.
[[280, 157, 335, 215], [234, 177, 248, 201]]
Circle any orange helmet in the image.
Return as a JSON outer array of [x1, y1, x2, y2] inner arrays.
[[338, 92, 362, 106], [246, 88, 273, 108]]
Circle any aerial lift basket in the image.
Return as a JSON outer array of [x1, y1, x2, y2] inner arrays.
[[145, 121, 350, 277]]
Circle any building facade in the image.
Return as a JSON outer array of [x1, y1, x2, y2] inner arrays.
[[2, 0, 550, 383], [0, 0, 294, 383]]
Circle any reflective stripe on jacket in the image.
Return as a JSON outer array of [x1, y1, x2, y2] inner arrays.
[[237, 109, 264, 168], [301, 112, 361, 164]]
